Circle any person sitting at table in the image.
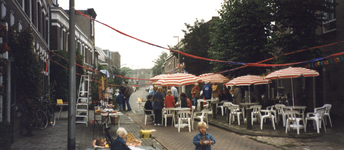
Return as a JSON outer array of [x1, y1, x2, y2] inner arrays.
[[219, 88, 233, 102], [110, 127, 130, 150], [144, 94, 154, 121], [153, 87, 164, 126], [165, 90, 180, 108], [180, 93, 192, 109]]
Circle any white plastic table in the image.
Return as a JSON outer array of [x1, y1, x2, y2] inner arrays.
[[197, 99, 219, 111], [168, 108, 192, 128]]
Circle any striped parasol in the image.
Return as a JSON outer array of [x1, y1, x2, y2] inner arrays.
[[264, 67, 319, 106], [225, 75, 269, 103], [225, 75, 270, 86], [154, 73, 201, 86], [264, 67, 319, 79], [150, 74, 169, 81], [198, 73, 229, 83]]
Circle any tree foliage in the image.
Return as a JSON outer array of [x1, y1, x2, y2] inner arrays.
[[9, 28, 42, 106], [50, 50, 85, 102], [152, 52, 168, 76], [178, 19, 215, 75], [209, 0, 336, 76], [209, 0, 273, 76], [271, 0, 335, 64]]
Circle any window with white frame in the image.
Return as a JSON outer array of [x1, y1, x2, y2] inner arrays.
[[323, 0, 336, 33]]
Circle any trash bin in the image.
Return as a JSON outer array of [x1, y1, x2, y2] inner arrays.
[[111, 116, 119, 125]]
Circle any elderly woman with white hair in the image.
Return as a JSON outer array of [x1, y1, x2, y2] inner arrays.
[[110, 127, 130, 150]]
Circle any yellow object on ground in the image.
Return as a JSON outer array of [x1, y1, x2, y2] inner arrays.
[[140, 130, 152, 139]]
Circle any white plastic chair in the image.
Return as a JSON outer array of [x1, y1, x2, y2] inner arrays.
[[305, 107, 326, 133], [285, 110, 305, 134], [275, 104, 286, 126], [260, 109, 276, 130], [228, 105, 243, 125], [216, 101, 225, 116], [250, 105, 262, 125], [223, 102, 233, 115], [323, 104, 332, 127], [162, 108, 175, 127], [192, 109, 210, 130], [266, 105, 278, 124], [177, 110, 191, 132], [143, 108, 154, 125]]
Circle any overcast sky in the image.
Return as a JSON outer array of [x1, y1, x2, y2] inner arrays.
[[59, 0, 224, 70]]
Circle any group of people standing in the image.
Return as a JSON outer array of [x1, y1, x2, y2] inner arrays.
[[144, 85, 192, 126], [144, 82, 237, 126], [116, 81, 133, 112]]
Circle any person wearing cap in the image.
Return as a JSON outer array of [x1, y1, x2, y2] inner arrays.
[[191, 83, 200, 109]]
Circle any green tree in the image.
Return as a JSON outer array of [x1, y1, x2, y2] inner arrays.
[[271, 0, 335, 64], [176, 19, 215, 75], [9, 28, 42, 105], [90, 66, 132, 103], [152, 52, 168, 76], [209, 0, 273, 77]]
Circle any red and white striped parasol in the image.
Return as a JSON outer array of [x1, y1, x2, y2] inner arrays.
[[225, 75, 269, 86], [150, 74, 168, 81], [154, 73, 201, 86], [264, 67, 319, 106], [225, 75, 269, 103], [264, 67, 319, 79], [198, 73, 229, 83]]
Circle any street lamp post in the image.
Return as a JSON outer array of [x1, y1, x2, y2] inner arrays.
[[173, 36, 181, 73], [173, 36, 183, 100]]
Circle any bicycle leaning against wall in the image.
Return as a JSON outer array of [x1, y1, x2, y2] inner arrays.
[[40, 94, 56, 127]]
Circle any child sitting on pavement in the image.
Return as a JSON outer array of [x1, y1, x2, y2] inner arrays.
[[193, 122, 216, 150], [116, 91, 124, 111]]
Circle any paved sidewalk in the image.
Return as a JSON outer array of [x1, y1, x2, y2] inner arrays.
[[11, 109, 165, 150]]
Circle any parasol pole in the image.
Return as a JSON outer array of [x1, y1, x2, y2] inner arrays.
[[313, 77, 316, 109], [248, 86, 251, 103], [291, 78, 294, 106]]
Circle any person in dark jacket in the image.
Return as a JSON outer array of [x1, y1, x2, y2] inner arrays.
[[110, 127, 130, 150], [153, 87, 164, 126], [144, 94, 154, 121], [219, 89, 233, 102], [116, 91, 124, 111], [180, 92, 192, 109]]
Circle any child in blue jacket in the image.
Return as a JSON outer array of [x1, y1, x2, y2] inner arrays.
[[193, 122, 216, 150]]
